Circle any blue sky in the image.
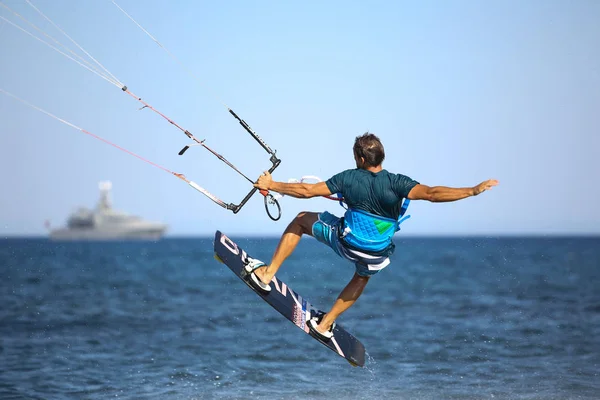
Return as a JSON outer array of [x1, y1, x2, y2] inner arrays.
[[1, 0, 598, 236]]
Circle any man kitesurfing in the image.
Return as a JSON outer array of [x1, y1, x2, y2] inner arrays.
[[250, 132, 499, 340], [2, 0, 498, 357]]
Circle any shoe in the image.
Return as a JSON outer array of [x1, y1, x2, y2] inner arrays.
[[308, 312, 336, 340], [244, 257, 271, 293]]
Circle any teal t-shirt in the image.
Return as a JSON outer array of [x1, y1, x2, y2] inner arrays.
[[325, 169, 419, 220]]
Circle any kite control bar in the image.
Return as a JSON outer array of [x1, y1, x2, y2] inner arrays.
[[178, 108, 282, 221]]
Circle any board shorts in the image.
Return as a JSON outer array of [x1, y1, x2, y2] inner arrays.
[[311, 211, 391, 277]]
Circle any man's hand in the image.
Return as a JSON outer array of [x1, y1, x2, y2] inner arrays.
[[254, 171, 273, 191], [473, 179, 499, 196]]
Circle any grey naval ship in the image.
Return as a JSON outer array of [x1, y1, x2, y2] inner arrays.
[[48, 181, 167, 241]]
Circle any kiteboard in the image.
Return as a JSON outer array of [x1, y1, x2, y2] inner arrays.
[[213, 230, 366, 367]]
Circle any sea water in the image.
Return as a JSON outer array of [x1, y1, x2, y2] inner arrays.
[[1, 236, 599, 399]]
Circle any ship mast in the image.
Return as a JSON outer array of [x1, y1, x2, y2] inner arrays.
[[97, 181, 113, 211]]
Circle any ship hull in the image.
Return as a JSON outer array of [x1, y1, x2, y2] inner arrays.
[[49, 227, 166, 241]]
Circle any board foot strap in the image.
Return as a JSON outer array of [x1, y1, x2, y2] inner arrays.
[[244, 257, 272, 293]]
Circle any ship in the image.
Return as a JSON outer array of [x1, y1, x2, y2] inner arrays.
[[48, 181, 167, 241]]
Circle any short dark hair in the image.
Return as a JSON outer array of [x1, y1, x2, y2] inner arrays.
[[353, 132, 385, 167]]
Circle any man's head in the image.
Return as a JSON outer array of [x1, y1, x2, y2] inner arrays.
[[353, 132, 385, 169]]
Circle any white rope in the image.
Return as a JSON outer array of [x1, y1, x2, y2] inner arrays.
[[0, 87, 84, 131], [24, 0, 123, 87], [110, 0, 229, 108], [0, 2, 117, 85], [0, 12, 121, 88]]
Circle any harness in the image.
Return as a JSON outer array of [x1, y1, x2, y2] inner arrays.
[[337, 196, 411, 252]]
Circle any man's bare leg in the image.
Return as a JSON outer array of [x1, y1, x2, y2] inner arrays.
[[316, 273, 370, 333], [253, 211, 319, 284]]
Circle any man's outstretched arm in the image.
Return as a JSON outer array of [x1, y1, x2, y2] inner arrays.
[[407, 179, 498, 203], [254, 171, 333, 199]]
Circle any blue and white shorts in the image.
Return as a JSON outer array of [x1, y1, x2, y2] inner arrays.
[[311, 211, 391, 277]]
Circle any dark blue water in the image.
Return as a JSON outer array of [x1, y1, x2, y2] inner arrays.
[[1, 236, 599, 399]]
